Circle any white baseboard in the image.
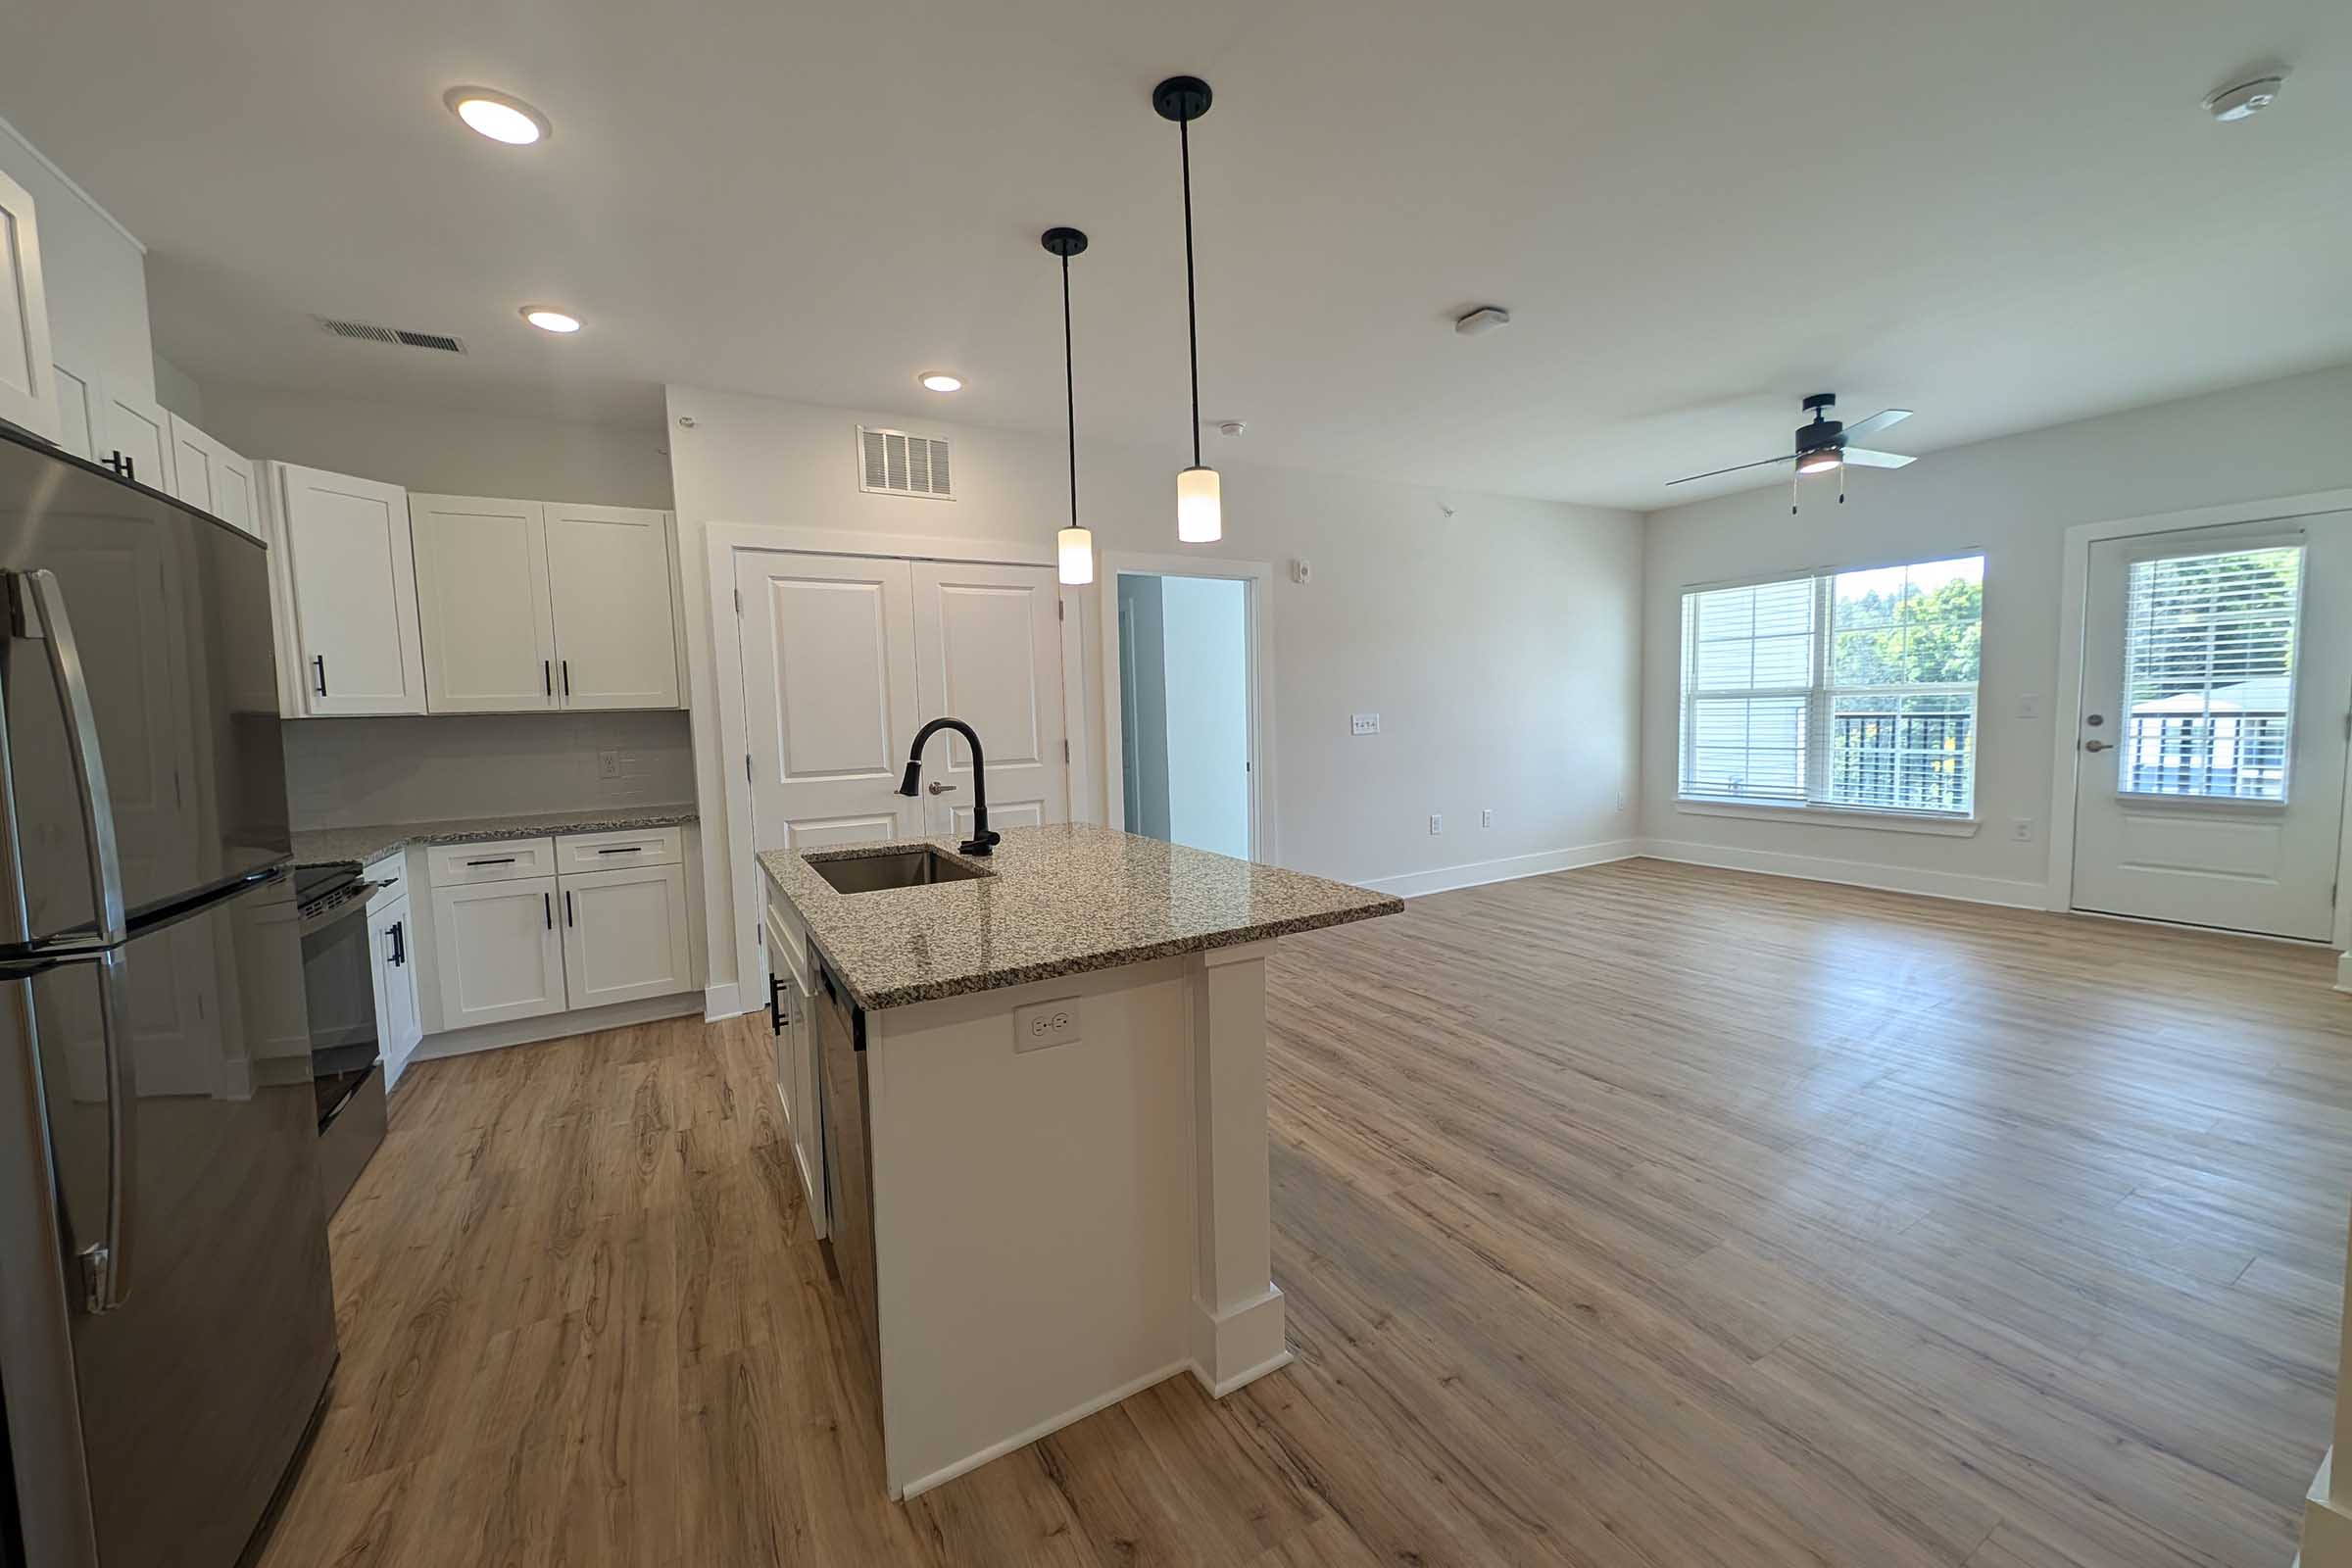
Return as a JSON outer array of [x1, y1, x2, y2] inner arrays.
[[705, 980, 744, 1021], [896, 1358, 1193, 1500], [413, 991, 702, 1064], [1637, 837, 2048, 910], [2337, 953, 2352, 995], [1361, 839, 1642, 899]]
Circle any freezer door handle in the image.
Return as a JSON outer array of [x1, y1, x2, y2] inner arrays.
[[74, 949, 138, 1313], [12, 569, 127, 947]]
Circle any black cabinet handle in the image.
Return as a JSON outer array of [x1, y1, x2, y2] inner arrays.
[[543, 660, 552, 697], [124, 456, 135, 482], [389, 920, 405, 967], [564, 890, 574, 927], [313, 655, 327, 697], [543, 892, 552, 929], [596, 846, 643, 856], [768, 974, 787, 1036], [466, 857, 516, 866], [561, 660, 570, 697]]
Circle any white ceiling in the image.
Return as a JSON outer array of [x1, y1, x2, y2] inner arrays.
[[5, 0, 2347, 510]]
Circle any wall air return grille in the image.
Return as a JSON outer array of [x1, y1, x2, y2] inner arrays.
[[858, 425, 955, 500], [315, 317, 468, 354]]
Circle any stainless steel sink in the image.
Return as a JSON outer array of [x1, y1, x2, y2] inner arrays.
[[808, 847, 989, 895]]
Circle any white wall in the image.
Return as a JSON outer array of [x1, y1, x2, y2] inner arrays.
[[1159, 574, 1251, 859], [670, 385, 1643, 1002], [281, 710, 694, 830], [151, 351, 205, 424], [202, 388, 674, 510], [1640, 363, 2352, 906], [0, 114, 153, 407]]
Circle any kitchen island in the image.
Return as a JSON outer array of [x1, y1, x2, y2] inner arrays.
[[757, 824, 1400, 1498]]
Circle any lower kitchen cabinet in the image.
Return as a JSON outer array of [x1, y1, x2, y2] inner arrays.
[[368, 895, 423, 1086], [431, 876, 566, 1028], [560, 860, 691, 1008]]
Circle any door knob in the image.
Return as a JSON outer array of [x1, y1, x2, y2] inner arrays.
[[926, 781, 957, 795], [2082, 739, 2112, 753]]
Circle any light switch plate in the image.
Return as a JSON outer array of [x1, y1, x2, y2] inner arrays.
[[1013, 996, 1083, 1053], [1351, 712, 1380, 736]]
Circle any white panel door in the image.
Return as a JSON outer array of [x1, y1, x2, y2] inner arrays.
[[561, 862, 692, 1008], [431, 879, 565, 1028], [0, 167, 58, 444], [410, 494, 558, 712], [2071, 513, 2352, 939], [737, 551, 925, 854], [164, 413, 260, 539], [99, 388, 172, 493], [51, 360, 100, 461], [909, 561, 1068, 836], [544, 503, 681, 709], [275, 464, 426, 715]]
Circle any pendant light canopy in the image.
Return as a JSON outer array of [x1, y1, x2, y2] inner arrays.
[[1155, 74, 1221, 545], [1042, 226, 1095, 585]]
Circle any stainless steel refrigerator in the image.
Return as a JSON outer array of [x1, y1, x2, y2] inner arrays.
[[0, 425, 336, 1568]]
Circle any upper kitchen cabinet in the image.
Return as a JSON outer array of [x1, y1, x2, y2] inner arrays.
[[410, 496, 681, 713], [0, 166, 59, 446], [164, 414, 259, 539], [410, 494, 558, 712], [543, 503, 681, 709], [263, 462, 426, 717]]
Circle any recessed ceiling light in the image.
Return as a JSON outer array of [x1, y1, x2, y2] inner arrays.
[[445, 86, 549, 145], [521, 307, 581, 334], [919, 372, 962, 392]]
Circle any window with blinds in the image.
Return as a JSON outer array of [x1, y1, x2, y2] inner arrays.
[[1679, 554, 1984, 817], [2119, 545, 2303, 802]]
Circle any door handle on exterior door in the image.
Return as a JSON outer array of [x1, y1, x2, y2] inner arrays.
[[2082, 739, 2112, 753]]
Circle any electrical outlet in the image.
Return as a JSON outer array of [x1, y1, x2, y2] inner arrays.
[[1012, 997, 1083, 1053], [597, 750, 623, 780], [2009, 818, 2035, 843], [1351, 712, 1380, 736], [1429, 813, 1443, 835], [1481, 808, 1494, 828]]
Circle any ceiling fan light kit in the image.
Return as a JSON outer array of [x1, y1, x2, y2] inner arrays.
[[1667, 392, 1917, 512], [1156, 74, 1222, 545]]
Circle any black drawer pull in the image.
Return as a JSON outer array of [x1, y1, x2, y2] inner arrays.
[[596, 846, 644, 856], [466, 857, 517, 866]]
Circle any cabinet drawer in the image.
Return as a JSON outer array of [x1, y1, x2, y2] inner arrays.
[[428, 837, 558, 885], [764, 902, 809, 994], [558, 825, 683, 873], [364, 849, 409, 914]]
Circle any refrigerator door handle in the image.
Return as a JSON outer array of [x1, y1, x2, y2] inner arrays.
[[10, 568, 138, 1312]]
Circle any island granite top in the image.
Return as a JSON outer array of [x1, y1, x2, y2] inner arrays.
[[291, 806, 699, 870], [759, 823, 1403, 1010]]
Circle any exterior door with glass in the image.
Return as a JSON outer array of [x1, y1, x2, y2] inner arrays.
[[2070, 513, 2352, 939]]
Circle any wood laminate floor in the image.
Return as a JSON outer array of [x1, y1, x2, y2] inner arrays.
[[253, 858, 2352, 1567]]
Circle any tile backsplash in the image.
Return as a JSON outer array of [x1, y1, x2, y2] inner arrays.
[[282, 710, 696, 829]]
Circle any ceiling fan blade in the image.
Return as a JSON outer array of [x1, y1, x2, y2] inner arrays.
[[1666, 454, 1795, 486], [1842, 447, 1916, 468], [1841, 409, 1913, 442]]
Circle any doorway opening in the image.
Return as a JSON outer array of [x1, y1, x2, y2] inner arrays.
[[1102, 561, 1264, 860]]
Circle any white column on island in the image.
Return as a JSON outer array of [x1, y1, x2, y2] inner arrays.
[[1185, 939, 1293, 1395]]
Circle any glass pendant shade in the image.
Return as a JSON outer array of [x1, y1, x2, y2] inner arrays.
[[1176, 466, 1223, 543], [1057, 525, 1095, 584]]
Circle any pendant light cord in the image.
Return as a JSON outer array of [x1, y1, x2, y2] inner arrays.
[[1061, 253, 1078, 529], [1181, 117, 1201, 469]]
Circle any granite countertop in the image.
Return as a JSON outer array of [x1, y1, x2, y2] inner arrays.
[[291, 806, 699, 869], [759, 823, 1403, 1010]]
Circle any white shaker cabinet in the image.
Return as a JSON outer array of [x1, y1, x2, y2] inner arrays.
[[544, 503, 681, 709], [367, 896, 422, 1088], [430, 877, 566, 1029], [264, 463, 426, 716], [0, 166, 59, 445], [409, 494, 558, 711], [164, 414, 259, 539], [559, 860, 692, 1008]]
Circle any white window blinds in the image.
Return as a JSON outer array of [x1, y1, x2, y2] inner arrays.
[[1679, 555, 1984, 816], [2119, 545, 2302, 802]]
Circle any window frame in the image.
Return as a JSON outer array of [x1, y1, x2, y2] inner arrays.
[[1677, 552, 1987, 824]]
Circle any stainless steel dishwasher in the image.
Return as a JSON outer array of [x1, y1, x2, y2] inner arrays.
[[813, 956, 880, 1396]]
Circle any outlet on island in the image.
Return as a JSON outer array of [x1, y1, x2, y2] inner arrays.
[[1013, 997, 1084, 1053]]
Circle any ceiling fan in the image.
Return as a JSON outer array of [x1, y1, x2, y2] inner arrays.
[[1668, 393, 1915, 509]]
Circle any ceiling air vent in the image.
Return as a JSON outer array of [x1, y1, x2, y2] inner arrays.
[[315, 317, 468, 355], [858, 425, 954, 500]]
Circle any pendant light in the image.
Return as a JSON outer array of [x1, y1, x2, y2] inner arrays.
[[1042, 226, 1095, 585], [1154, 75, 1220, 544]]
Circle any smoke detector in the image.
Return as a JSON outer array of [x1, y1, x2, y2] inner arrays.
[[2205, 74, 2284, 122], [1454, 305, 1510, 336], [1217, 420, 1247, 437]]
